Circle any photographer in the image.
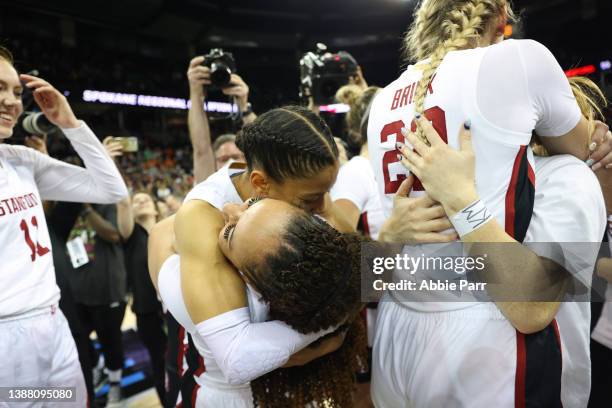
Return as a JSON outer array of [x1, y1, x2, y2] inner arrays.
[[186, 56, 254, 183]]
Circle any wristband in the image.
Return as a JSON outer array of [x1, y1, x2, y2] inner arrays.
[[450, 199, 492, 238]]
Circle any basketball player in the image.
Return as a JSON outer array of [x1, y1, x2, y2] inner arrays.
[[0, 47, 128, 405], [148, 106, 349, 406], [376, 115, 605, 407], [366, 0, 608, 405]]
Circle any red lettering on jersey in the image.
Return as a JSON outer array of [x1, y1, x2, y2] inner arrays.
[[380, 120, 407, 194], [389, 74, 437, 111], [391, 89, 402, 110], [20, 216, 50, 261], [427, 74, 437, 95], [399, 85, 411, 108], [31, 216, 50, 257], [0, 192, 40, 217], [10, 198, 18, 213], [409, 83, 416, 104]]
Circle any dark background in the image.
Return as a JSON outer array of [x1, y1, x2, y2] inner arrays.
[[2, 0, 611, 143]]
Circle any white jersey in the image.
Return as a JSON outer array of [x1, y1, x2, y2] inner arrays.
[[330, 155, 385, 239], [524, 155, 605, 408], [368, 39, 581, 239], [371, 155, 605, 408], [162, 163, 334, 405], [591, 218, 612, 350], [183, 163, 268, 389], [0, 123, 128, 319]]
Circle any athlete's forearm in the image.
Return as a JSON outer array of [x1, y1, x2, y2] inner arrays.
[[445, 194, 569, 334], [36, 122, 128, 203], [597, 258, 612, 283]]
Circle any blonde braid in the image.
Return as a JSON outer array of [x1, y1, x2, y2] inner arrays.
[[408, 1, 509, 143]]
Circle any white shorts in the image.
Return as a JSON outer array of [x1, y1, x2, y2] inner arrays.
[[0, 306, 87, 408], [371, 299, 517, 408], [194, 374, 253, 408]]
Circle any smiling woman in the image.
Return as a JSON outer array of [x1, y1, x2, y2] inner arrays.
[[0, 48, 22, 137], [0, 45, 127, 406]]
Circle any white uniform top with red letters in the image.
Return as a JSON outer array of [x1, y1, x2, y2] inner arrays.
[[0, 122, 127, 319]]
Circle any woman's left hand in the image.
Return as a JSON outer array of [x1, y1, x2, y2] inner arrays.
[[397, 116, 478, 215], [20, 74, 80, 129]]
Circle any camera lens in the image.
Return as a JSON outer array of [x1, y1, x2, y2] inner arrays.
[[210, 62, 231, 88], [22, 112, 56, 135]]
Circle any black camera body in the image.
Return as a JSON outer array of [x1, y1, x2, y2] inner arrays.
[[202, 48, 237, 89], [300, 43, 358, 106]]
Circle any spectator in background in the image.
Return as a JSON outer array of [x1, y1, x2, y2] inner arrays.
[[67, 197, 127, 407], [117, 189, 167, 405], [156, 200, 171, 220], [164, 193, 183, 215], [212, 133, 245, 169]]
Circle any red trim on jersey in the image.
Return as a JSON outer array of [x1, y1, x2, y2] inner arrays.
[[552, 319, 564, 408], [191, 384, 200, 408], [515, 332, 527, 408], [505, 146, 526, 237], [527, 161, 535, 186], [194, 355, 206, 377], [361, 212, 370, 237], [552, 319, 563, 372], [177, 326, 185, 377]]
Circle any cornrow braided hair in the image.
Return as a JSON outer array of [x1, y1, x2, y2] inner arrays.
[[404, 0, 516, 143], [235, 105, 339, 182], [242, 212, 368, 407]]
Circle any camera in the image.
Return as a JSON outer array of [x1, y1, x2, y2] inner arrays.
[[299, 43, 358, 106], [18, 112, 56, 135], [202, 48, 237, 89]]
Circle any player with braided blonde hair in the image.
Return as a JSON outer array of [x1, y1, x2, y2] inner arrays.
[[367, 0, 610, 407]]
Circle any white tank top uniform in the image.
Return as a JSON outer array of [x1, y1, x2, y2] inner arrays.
[[367, 39, 598, 407], [0, 121, 128, 404], [331, 155, 385, 240], [158, 163, 335, 407]]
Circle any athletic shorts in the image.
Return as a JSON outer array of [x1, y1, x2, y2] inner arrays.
[[371, 298, 516, 408], [0, 306, 87, 407]]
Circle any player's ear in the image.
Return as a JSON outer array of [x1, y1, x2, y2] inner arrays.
[[250, 170, 270, 197]]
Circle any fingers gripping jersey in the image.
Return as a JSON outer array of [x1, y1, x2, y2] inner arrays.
[[367, 39, 581, 242]]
